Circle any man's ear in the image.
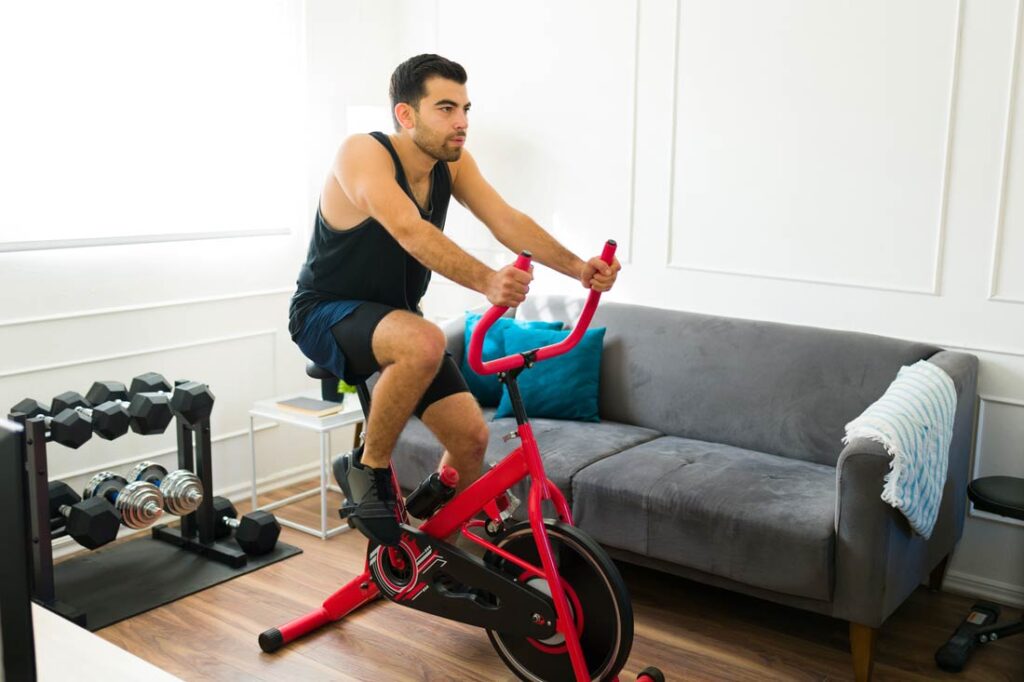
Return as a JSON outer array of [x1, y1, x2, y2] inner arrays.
[[394, 102, 416, 131]]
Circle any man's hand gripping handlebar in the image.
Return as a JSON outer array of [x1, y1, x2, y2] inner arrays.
[[467, 239, 618, 376]]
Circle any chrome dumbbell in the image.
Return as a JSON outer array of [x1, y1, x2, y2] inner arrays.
[[83, 471, 164, 529], [127, 461, 203, 515]]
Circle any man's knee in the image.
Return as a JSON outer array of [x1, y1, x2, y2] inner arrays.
[[413, 324, 447, 373], [374, 314, 446, 372], [452, 420, 489, 465]]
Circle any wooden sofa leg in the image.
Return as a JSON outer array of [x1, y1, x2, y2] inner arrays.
[[929, 554, 950, 591], [849, 622, 877, 682]]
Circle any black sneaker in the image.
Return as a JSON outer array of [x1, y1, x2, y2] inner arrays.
[[337, 446, 402, 546]]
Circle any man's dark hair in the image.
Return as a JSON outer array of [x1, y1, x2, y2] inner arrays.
[[389, 54, 467, 131]]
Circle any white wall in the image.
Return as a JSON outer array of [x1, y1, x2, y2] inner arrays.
[[1, 0, 1019, 604], [410, 0, 1024, 606]]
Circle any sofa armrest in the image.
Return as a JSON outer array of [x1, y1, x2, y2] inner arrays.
[[926, 350, 979, 535], [833, 437, 903, 626], [832, 349, 978, 627], [440, 314, 467, 366]]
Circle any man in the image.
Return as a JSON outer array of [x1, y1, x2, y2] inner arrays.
[[288, 54, 620, 546]]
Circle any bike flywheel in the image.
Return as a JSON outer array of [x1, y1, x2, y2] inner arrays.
[[484, 521, 633, 682]]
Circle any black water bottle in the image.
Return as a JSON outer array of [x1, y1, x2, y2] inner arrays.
[[405, 466, 459, 519]]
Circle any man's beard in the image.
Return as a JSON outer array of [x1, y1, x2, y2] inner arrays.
[[412, 129, 463, 162]]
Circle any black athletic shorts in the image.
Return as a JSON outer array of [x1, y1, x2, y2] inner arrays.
[[330, 301, 469, 419]]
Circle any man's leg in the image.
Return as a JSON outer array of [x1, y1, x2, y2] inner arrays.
[[419, 391, 490, 551], [419, 392, 490, 495], [333, 305, 446, 545], [359, 310, 447, 469]]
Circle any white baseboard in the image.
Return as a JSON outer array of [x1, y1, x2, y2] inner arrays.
[[218, 461, 325, 500], [943, 569, 1024, 609], [51, 462, 322, 560]]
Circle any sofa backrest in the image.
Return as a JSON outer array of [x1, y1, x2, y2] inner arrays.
[[517, 296, 940, 467]]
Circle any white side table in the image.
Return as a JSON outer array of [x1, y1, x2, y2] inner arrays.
[[248, 391, 364, 539]]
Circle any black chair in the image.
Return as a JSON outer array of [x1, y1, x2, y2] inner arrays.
[[935, 476, 1024, 672]]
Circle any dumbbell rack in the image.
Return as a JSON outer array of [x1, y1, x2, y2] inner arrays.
[[149, 414, 248, 568], [5, 394, 299, 631], [14, 415, 84, 624]]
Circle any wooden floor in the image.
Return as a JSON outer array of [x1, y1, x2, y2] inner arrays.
[[92, 481, 1024, 681]]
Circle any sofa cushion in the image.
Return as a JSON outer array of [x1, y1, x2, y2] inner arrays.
[[518, 296, 940, 467], [390, 408, 661, 510], [572, 436, 837, 601], [493, 325, 606, 422], [461, 312, 564, 407]]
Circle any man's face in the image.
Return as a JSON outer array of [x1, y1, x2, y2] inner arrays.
[[407, 77, 470, 162]]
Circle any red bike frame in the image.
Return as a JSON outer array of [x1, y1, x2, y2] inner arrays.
[[265, 240, 619, 682]]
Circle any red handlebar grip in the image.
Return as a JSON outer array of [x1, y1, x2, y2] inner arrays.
[[600, 239, 617, 265], [514, 250, 533, 271]]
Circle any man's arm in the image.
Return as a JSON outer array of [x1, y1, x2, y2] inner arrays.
[[451, 149, 620, 291], [336, 136, 530, 306]]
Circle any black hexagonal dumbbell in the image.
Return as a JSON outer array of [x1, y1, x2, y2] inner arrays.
[[48, 480, 121, 549], [169, 380, 215, 428], [127, 373, 215, 431], [10, 397, 92, 449], [124, 374, 175, 435], [212, 496, 280, 555], [51, 390, 130, 441], [86, 379, 173, 436]]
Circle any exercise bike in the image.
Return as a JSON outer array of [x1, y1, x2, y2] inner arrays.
[[260, 240, 664, 682]]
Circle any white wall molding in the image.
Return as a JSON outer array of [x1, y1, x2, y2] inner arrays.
[[53, 422, 278, 481], [0, 229, 292, 254], [0, 288, 292, 329], [944, 569, 1024, 608], [662, 263, 942, 296], [665, 0, 682, 276], [625, 0, 641, 264], [930, 340, 1024, 359], [977, 394, 1024, 407], [930, 0, 965, 296], [987, 0, 1024, 303], [665, 0, 963, 296], [988, 294, 1024, 305], [0, 329, 278, 379]]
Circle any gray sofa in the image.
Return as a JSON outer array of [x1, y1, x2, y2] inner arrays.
[[387, 295, 978, 681]]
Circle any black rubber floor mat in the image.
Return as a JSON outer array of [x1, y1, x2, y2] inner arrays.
[[52, 534, 301, 631]]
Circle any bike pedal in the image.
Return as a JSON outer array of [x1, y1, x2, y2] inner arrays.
[[498, 490, 521, 521]]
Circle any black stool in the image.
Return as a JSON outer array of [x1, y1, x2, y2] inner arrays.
[[305, 363, 373, 490], [935, 476, 1024, 672]]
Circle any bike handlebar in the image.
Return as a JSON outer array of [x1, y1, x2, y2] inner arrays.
[[467, 239, 617, 376]]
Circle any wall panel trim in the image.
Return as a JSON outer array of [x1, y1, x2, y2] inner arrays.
[[0, 329, 277, 379], [666, 0, 963, 296], [0, 288, 292, 329], [987, 0, 1024, 303]]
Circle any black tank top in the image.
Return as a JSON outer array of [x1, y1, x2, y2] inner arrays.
[[288, 132, 452, 340]]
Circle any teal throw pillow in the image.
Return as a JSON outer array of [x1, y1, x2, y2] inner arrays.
[[493, 325, 605, 422], [461, 312, 564, 407]]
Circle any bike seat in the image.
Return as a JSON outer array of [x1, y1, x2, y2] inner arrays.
[[305, 362, 336, 380], [968, 476, 1024, 521]]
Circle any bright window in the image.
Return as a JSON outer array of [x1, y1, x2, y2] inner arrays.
[[0, 1, 306, 251]]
